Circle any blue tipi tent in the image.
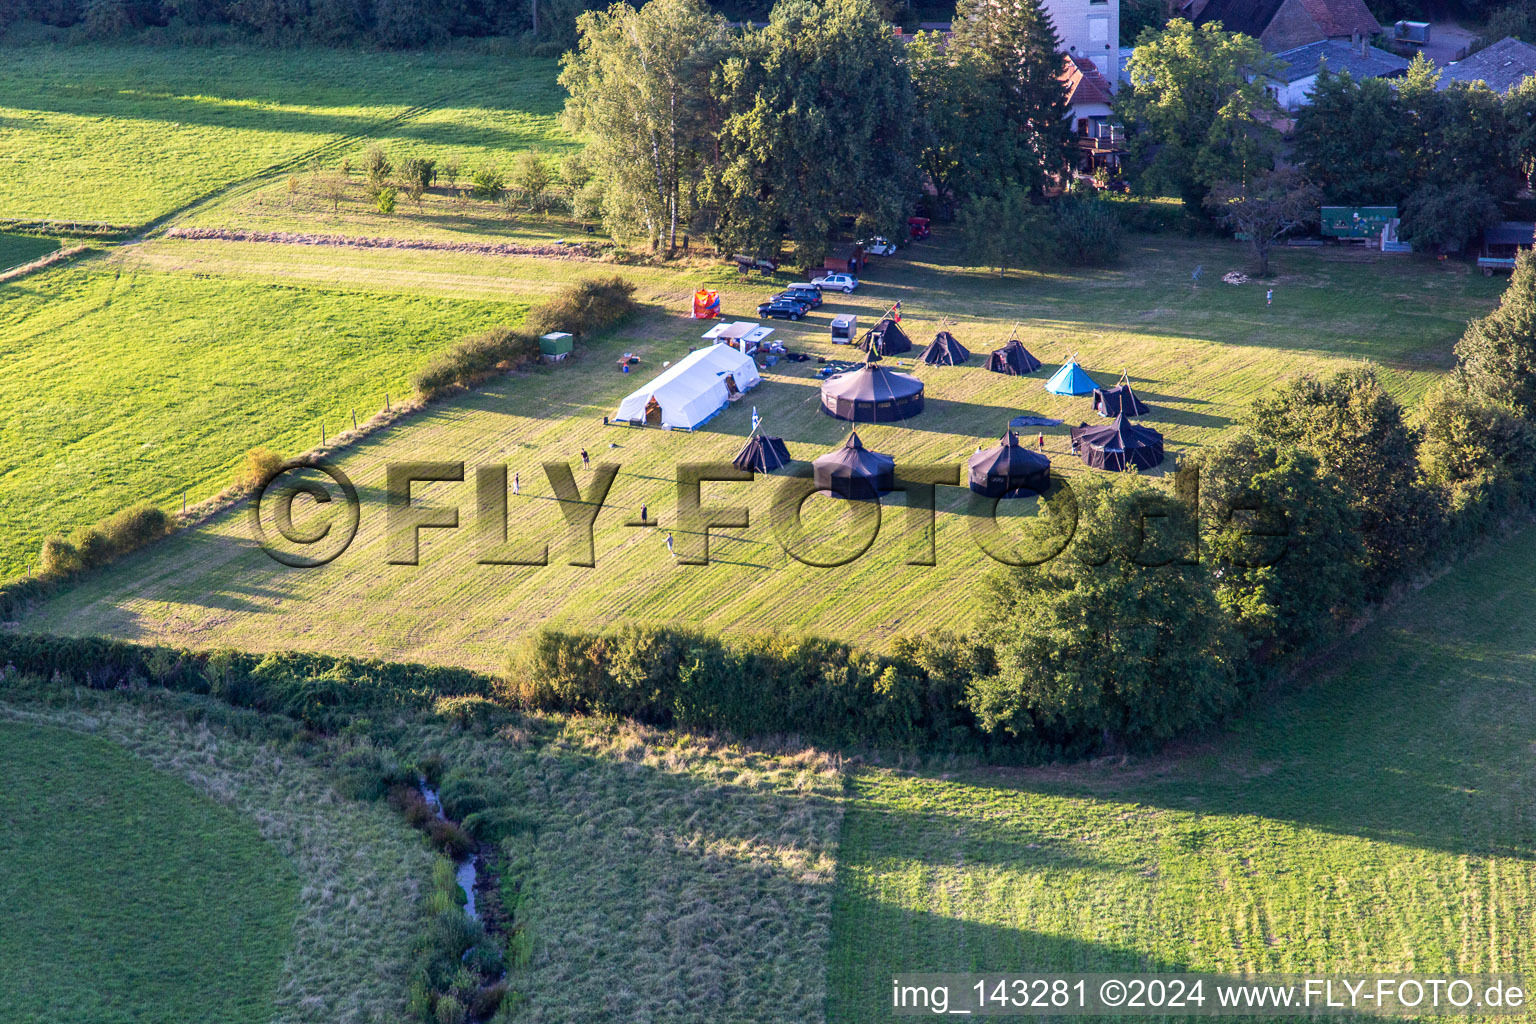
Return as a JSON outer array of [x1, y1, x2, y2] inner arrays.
[[1044, 355, 1098, 396]]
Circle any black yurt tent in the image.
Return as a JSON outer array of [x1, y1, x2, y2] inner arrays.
[[859, 317, 914, 357], [968, 430, 1052, 497], [985, 338, 1043, 375], [1092, 372, 1151, 418], [732, 434, 792, 473], [920, 331, 971, 366], [1070, 414, 1165, 471], [820, 357, 925, 422], [813, 432, 896, 500]]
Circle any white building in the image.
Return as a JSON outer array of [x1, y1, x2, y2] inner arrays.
[[613, 344, 761, 430], [1044, 0, 1121, 88]]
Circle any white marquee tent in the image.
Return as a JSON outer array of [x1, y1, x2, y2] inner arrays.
[[614, 343, 762, 429]]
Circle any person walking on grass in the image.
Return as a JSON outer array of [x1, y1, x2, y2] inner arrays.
[[512, 472, 519, 496], [640, 504, 648, 524], [1266, 288, 1273, 308], [665, 532, 675, 557], [1037, 432, 1046, 451], [580, 448, 590, 469]]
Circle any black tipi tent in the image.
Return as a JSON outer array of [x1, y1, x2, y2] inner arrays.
[[858, 317, 914, 357], [1092, 372, 1152, 418], [968, 430, 1052, 497], [919, 331, 971, 366], [813, 432, 895, 500], [732, 434, 792, 473], [1070, 414, 1165, 471], [985, 338, 1043, 375], [820, 356, 925, 422]]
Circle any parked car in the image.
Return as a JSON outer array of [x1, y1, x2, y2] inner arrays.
[[778, 284, 822, 307], [860, 236, 896, 256], [810, 272, 859, 293], [757, 297, 808, 320]]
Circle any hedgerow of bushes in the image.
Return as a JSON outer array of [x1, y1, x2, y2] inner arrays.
[[411, 275, 638, 399]]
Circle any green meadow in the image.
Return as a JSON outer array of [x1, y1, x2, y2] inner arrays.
[[0, 719, 298, 1024], [0, 45, 570, 227], [0, 233, 59, 270], [0, 257, 517, 575]]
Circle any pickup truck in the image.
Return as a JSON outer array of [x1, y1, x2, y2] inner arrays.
[[810, 272, 858, 293]]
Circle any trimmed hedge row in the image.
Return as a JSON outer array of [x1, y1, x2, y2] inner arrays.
[[412, 275, 639, 399], [504, 626, 993, 751], [0, 633, 494, 731]]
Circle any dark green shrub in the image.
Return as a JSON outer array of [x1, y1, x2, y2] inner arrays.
[[38, 536, 80, 577], [428, 819, 475, 859], [468, 981, 508, 1019], [1053, 197, 1123, 266], [69, 526, 111, 569], [101, 503, 169, 551], [521, 275, 639, 338], [469, 166, 505, 200], [333, 745, 412, 801], [1419, 382, 1536, 544]]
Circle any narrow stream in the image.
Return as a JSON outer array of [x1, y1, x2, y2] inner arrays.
[[419, 776, 478, 921]]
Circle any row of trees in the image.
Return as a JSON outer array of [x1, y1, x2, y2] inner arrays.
[[1295, 58, 1536, 253], [561, 0, 1073, 262]]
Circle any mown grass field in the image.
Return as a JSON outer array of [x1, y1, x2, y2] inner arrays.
[[826, 523, 1536, 1024], [0, 256, 518, 576], [0, 45, 568, 226], [0, 718, 297, 1024], [18, 231, 1502, 666], [0, 688, 439, 1024]]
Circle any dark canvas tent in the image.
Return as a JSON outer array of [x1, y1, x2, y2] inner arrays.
[[1092, 372, 1151, 418], [920, 331, 971, 366], [985, 338, 1043, 375], [820, 359, 925, 422], [859, 317, 914, 357], [968, 430, 1052, 497], [1070, 414, 1165, 471], [813, 432, 895, 500], [732, 434, 791, 473]]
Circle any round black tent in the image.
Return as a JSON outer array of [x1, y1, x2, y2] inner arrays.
[[919, 331, 971, 366], [813, 432, 895, 500], [968, 430, 1052, 497], [732, 434, 792, 473], [985, 338, 1043, 375], [1092, 372, 1151, 418], [1070, 414, 1165, 471], [820, 360, 925, 422], [858, 317, 914, 357]]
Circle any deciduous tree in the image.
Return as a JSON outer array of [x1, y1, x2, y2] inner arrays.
[[1204, 169, 1321, 276], [1117, 19, 1281, 208], [560, 0, 730, 253]]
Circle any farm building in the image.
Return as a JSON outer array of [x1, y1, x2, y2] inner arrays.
[[813, 433, 895, 501], [1478, 222, 1536, 275], [968, 431, 1052, 498], [1437, 37, 1536, 93], [1187, 0, 1380, 54], [1267, 39, 1408, 109], [822, 244, 866, 274], [1071, 415, 1165, 471], [614, 344, 761, 429], [820, 359, 925, 422]]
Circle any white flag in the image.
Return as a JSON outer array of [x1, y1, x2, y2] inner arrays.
[[751, 407, 760, 432]]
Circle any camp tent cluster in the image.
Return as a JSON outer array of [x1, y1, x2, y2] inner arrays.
[[613, 344, 761, 430]]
